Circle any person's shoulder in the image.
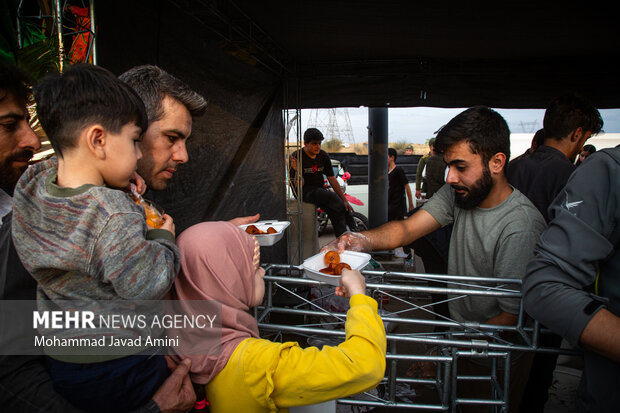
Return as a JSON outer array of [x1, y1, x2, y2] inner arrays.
[[88, 187, 142, 216], [16, 158, 56, 191], [423, 183, 455, 210], [563, 147, 620, 199], [503, 188, 546, 231], [594, 145, 620, 166]]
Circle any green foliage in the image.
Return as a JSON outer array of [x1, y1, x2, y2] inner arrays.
[[17, 36, 63, 80], [323, 138, 343, 152]]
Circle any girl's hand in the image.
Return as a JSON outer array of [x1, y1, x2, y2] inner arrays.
[[335, 269, 366, 298]]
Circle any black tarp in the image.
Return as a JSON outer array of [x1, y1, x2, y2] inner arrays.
[[97, 0, 286, 262], [95, 0, 620, 262]]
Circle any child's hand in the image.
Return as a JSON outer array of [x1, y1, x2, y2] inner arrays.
[[129, 172, 147, 195], [335, 269, 366, 298], [157, 214, 176, 237]]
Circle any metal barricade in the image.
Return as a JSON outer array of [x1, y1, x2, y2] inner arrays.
[[256, 264, 580, 412]]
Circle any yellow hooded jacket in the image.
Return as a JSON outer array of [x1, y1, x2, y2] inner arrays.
[[205, 294, 387, 412]]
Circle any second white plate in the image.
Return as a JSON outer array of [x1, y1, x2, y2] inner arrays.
[[302, 250, 371, 286]]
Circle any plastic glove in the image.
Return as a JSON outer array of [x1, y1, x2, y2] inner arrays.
[[321, 231, 372, 253]]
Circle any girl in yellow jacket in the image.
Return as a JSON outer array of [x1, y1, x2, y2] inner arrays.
[[167, 221, 386, 413]]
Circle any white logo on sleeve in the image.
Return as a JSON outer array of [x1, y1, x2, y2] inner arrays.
[[564, 194, 583, 213]]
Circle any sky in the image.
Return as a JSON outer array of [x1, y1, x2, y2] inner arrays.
[[296, 107, 620, 145]]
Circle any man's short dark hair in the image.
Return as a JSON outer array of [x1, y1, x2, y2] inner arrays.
[[0, 62, 31, 106], [543, 93, 603, 140], [34, 64, 148, 158], [582, 144, 597, 154], [303, 128, 324, 144], [119, 65, 207, 123], [532, 128, 546, 149], [388, 148, 397, 160], [435, 106, 511, 171]]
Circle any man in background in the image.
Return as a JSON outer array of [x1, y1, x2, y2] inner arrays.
[[387, 148, 414, 221], [289, 128, 352, 237], [415, 138, 435, 199], [508, 93, 603, 413], [576, 143, 597, 166], [508, 93, 603, 222]]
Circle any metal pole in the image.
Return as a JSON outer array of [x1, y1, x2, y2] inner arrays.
[[89, 0, 97, 65], [16, 0, 24, 49], [53, 0, 64, 72], [367, 107, 388, 229]]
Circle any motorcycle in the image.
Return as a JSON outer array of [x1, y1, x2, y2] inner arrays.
[[317, 168, 370, 236]]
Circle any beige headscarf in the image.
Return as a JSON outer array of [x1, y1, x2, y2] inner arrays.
[[167, 221, 261, 384]]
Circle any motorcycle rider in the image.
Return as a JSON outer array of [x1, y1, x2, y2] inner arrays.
[[289, 128, 353, 237]]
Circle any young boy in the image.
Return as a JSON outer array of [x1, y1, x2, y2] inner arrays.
[[11, 64, 180, 411]]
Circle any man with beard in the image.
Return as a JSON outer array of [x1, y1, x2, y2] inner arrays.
[[326, 106, 546, 412], [0, 63, 195, 413], [119, 65, 259, 225]]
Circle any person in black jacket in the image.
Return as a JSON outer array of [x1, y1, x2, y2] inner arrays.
[[507, 92, 603, 413]]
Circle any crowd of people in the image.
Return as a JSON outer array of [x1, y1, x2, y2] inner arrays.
[[0, 59, 618, 413], [325, 96, 619, 412], [0, 63, 385, 412]]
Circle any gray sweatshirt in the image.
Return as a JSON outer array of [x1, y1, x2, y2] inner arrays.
[[523, 146, 620, 413]]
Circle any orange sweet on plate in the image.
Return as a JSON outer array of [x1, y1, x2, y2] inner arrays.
[[333, 262, 351, 274], [324, 251, 341, 266], [245, 225, 263, 234]]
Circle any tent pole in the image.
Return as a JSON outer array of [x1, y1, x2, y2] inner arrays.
[[368, 107, 388, 229], [90, 0, 97, 65], [53, 0, 64, 72]]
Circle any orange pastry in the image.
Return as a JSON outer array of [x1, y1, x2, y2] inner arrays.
[[245, 225, 262, 234], [324, 250, 341, 266], [319, 266, 336, 275], [333, 262, 351, 275]]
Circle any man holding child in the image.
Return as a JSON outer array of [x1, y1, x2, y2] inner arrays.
[[0, 62, 199, 412]]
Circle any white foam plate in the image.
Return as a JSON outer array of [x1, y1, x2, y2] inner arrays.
[[238, 220, 290, 246], [302, 251, 371, 286]]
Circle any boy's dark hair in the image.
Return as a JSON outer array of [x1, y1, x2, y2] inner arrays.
[[303, 128, 324, 144], [0, 62, 32, 106], [34, 64, 148, 158], [119, 65, 207, 123], [543, 92, 603, 140], [434, 106, 511, 171], [388, 148, 397, 160]]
